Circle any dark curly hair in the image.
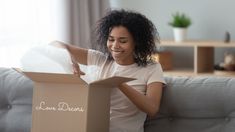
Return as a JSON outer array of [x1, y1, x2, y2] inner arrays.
[[94, 9, 160, 66]]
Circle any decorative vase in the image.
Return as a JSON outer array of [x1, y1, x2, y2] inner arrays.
[[173, 27, 187, 42]]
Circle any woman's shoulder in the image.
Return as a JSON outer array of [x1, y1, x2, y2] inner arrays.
[[87, 49, 110, 66], [134, 62, 163, 74], [88, 49, 108, 58], [145, 62, 162, 69]]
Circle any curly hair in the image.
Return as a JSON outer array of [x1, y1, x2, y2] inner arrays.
[[94, 9, 160, 66]]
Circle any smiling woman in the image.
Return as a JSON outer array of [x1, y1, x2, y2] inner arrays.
[[51, 9, 165, 132]]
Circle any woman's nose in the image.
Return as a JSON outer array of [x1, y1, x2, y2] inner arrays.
[[113, 41, 120, 48]]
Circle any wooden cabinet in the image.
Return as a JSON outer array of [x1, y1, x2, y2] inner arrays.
[[159, 40, 235, 77]]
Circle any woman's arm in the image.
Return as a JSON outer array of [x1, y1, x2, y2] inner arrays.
[[50, 40, 88, 65], [118, 82, 163, 117], [50, 40, 88, 75]]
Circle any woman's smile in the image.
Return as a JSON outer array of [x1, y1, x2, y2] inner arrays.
[[111, 49, 124, 56], [107, 26, 135, 65]]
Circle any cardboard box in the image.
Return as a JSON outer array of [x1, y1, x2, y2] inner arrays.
[[15, 69, 134, 132]]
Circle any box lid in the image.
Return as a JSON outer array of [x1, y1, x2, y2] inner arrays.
[[14, 68, 135, 86], [14, 68, 87, 84]]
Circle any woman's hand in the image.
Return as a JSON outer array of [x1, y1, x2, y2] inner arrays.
[[71, 56, 86, 76], [49, 40, 69, 49], [50, 41, 85, 77]]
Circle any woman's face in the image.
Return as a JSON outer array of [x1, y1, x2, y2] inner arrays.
[[107, 26, 135, 65]]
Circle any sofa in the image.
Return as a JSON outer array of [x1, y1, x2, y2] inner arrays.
[[0, 67, 235, 132]]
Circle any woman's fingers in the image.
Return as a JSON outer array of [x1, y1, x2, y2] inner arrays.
[[49, 41, 68, 49], [72, 62, 85, 76]]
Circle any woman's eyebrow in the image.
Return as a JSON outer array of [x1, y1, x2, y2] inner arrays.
[[109, 35, 128, 39], [119, 37, 128, 39]]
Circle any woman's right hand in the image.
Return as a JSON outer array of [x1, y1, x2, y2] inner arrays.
[[71, 56, 86, 76], [49, 40, 69, 50]]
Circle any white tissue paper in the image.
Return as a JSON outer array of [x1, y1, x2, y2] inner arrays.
[[20, 44, 73, 73], [20, 44, 99, 83]]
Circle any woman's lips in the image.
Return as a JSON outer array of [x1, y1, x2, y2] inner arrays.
[[111, 50, 124, 56]]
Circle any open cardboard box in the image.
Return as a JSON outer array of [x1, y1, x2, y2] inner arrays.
[[15, 68, 134, 132]]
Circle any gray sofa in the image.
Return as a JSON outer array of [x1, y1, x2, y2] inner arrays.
[[0, 67, 235, 132]]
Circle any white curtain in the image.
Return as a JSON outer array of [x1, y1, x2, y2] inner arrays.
[[0, 0, 109, 68]]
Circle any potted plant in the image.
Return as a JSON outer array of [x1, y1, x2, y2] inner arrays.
[[168, 12, 191, 42]]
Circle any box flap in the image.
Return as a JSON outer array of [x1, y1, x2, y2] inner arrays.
[[90, 76, 135, 87], [14, 68, 87, 84]]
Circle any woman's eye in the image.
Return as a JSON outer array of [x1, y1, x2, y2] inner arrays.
[[120, 40, 127, 43]]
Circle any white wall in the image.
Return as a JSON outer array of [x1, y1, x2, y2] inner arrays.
[[110, 0, 235, 67]]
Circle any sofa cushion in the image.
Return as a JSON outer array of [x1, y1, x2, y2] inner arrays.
[[0, 68, 33, 132], [144, 76, 235, 132]]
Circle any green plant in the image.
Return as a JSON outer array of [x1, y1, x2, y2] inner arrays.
[[168, 12, 191, 28]]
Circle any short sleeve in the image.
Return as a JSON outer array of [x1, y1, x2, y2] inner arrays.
[[87, 49, 107, 67], [147, 63, 166, 85]]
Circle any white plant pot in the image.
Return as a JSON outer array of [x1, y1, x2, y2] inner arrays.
[[173, 28, 187, 42]]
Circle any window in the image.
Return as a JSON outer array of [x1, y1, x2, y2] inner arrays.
[[0, 0, 69, 67]]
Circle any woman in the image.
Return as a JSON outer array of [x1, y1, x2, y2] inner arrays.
[[52, 9, 165, 132]]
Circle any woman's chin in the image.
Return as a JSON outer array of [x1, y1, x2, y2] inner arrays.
[[112, 57, 122, 63]]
